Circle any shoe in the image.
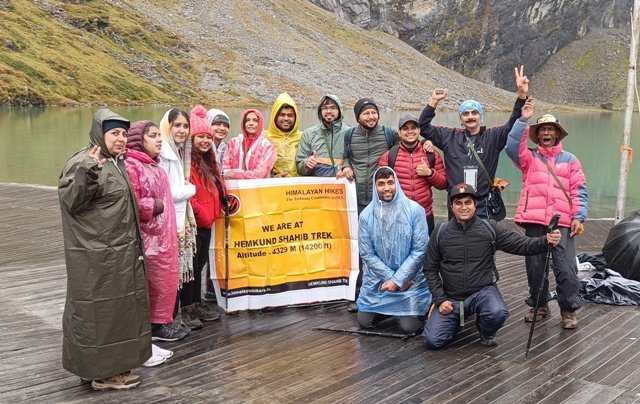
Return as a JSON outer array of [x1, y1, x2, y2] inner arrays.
[[561, 310, 578, 329], [194, 301, 220, 321], [91, 373, 140, 391], [203, 290, 217, 302], [524, 303, 551, 322], [479, 334, 498, 347], [142, 353, 167, 368], [347, 302, 358, 313], [181, 304, 203, 330], [152, 344, 174, 359], [151, 323, 189, 342]]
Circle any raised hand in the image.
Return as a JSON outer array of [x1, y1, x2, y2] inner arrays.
[[429, 88, 448, 108], [89, 146, 106, 166], [521, 97, 534, 120], [515, 65, 529, 99]]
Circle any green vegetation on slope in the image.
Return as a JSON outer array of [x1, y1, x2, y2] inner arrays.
[[0, 0, 202, 106]]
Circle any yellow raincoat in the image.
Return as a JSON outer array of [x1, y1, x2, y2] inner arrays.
[[263, 92, 302, 176]]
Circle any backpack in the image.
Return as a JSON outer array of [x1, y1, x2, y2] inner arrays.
[[387, 143, 436, 170], [344, 126, 395, 160], [434, 219, 499, 282]]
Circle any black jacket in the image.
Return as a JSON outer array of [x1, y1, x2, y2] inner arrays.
[[418, 97, 525, 196], [424, 215, 549, 306]]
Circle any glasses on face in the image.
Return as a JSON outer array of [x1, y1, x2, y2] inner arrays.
[[321, 105, 338, 111]]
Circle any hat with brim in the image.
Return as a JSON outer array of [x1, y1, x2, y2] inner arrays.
[[529, 114, 569, 144]]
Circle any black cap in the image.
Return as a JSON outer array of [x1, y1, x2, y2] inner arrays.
[[211, 114, 230, 126], [398, 113, 419, 129], [449, 183, 477, 202], [354, 98, 378, 120]]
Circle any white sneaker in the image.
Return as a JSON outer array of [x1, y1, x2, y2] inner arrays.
[[152, 344, 174, 359], [142, 353, 167, 367]]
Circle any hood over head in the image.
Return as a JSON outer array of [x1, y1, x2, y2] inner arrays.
[[316, 94, 344, 125], [267, 92, 301, 137], [89, 108, 130, 158], [241, 108, 265, 138]]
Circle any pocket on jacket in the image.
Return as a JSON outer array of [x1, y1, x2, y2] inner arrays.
[[523, 191, 529, 211]]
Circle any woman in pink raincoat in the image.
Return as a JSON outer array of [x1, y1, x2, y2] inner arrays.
[[125, 121, 188, 346], [222, 109, 276, 179]]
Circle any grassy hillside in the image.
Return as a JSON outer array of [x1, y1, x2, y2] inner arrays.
[[0, 0, 201, 106], [0, 0, 539, 110]]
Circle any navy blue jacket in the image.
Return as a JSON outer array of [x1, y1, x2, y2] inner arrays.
[[418, 98, 526, 196]]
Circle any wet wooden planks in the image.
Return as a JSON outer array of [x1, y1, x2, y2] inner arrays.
[[1, 183, 639, 404]]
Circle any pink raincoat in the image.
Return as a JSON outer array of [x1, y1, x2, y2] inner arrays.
[[222, 109, 276, 179], [126, 148, 179, 324]]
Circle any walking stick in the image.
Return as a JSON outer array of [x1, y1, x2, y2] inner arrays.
[[313, 327, 417, 341], [525, 214, 560, 358]]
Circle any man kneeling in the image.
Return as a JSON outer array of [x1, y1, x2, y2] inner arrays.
[[356, 167, 431, 334], [422, 184, 561, 348]]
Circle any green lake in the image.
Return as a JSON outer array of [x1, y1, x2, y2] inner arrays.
[[1, 106, 638, 219]]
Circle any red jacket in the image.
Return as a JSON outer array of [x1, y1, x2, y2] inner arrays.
[[379, 143, 447, 216], [190, 165, 224, 228]]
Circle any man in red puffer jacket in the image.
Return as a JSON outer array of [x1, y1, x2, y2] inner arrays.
[[379, 114, 447, 234]]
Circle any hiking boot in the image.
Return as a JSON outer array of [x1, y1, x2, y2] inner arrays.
[[194, 301, 220, 321], [347, 302, 358, 313], [479, 334, 498, 347], [151, 323, 189, 342], [91, 373, 140, 391], [561, 310, 578, 329], [181, 304, 203, 330], [524, 303, 551, 323]]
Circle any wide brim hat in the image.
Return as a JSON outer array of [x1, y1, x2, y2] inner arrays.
[[529, 114, 569, 144]]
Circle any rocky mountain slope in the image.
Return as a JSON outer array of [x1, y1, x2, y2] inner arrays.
[[310, 0, 634, 109]]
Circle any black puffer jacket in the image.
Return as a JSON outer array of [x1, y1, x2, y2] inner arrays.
[[424, 215, 549, 306]]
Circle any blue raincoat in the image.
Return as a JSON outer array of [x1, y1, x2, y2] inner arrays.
[[356, 167, 431, 316]]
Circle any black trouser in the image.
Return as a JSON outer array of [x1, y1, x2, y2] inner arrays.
[[357, 311, 424, 334], [180, 227, 211, 307], [524, 224, 581, 311], [426, 214, 435, 237]]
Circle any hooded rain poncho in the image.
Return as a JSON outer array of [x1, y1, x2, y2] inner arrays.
[[357, 167, 432, 316], [58, 109, 151, 380]]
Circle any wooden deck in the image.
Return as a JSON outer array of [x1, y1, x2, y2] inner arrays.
[[1, 183, 639, 403]]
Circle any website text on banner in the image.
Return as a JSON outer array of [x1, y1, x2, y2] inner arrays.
[[209, 177, 359, 311]]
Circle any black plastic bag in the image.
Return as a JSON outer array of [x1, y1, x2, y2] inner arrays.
[[579, 268, 640, 305]]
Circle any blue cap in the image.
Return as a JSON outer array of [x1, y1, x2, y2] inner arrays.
[[458, 99, 484, 121]]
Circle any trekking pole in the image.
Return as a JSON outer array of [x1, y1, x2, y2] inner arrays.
[[224, 200, 230, 312], [525, 214, 561, 358], [313, 327, 417, 341]]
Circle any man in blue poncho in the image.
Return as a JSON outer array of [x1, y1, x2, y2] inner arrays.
[[356, 167, 431, 334]]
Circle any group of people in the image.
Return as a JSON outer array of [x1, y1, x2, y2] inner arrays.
[[58, 66, 588, 391]]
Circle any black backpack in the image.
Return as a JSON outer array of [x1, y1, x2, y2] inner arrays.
[[387, 143, 436, 170]]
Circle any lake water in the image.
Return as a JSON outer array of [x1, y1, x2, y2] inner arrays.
[[1, 106, 639, 219]]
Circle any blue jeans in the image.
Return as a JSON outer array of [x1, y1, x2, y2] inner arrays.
[[422, 285, 509, 349]]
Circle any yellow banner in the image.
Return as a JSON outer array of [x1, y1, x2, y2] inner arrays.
[[210, 177, 358, 311]]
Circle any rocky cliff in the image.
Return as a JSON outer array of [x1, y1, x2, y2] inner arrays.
[[310, 0, 634, 108]]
